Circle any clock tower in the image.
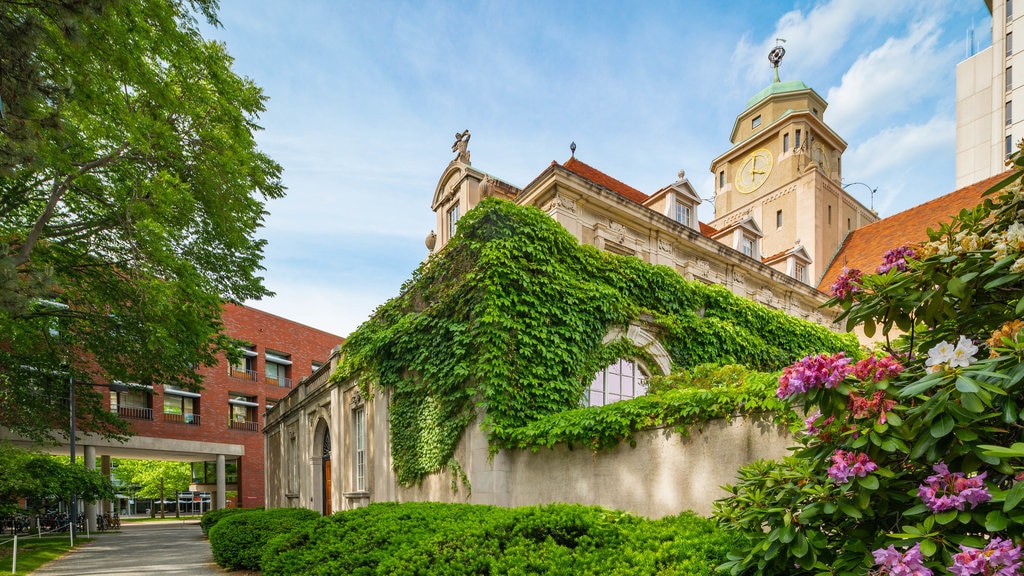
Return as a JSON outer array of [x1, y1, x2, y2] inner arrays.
[[709, 44, 877, 286]]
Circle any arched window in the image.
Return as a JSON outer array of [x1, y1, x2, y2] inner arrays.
[[587, 359, 648, 407]]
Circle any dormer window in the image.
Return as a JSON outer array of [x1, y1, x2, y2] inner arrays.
[[795, 263, 809, 283], [674, 202, 692, 228], [751, 115, 762, 129], [741, 235, 756, 257]]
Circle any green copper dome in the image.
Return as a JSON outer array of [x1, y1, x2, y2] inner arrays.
[[745, 80, 810, 111]]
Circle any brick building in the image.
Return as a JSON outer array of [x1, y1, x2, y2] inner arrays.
[[0, 303, 344, 516]]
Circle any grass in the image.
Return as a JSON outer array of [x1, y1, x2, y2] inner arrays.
[[0, 536, 93, 575]]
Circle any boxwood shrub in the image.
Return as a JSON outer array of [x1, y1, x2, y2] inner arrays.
[[208, 507, 319, 571], [198, 506, 260, 535], [261, 502, 738, 575]]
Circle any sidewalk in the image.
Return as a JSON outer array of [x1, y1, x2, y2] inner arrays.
[[29, 520, 223, 575]]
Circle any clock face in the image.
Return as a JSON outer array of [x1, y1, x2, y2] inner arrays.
[[735, 149, 773, 194], [813, 143, 831, 174]]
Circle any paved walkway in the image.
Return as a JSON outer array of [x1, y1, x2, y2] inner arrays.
[[30, 520, 224, 575]]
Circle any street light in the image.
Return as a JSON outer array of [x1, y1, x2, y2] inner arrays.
[[843, 181, 878, 212]]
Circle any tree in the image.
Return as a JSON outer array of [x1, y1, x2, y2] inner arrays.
[[715, 155, 1024, 574], [0, 0, 284, 441], [0, 443, 114, 515], [112, 458, 191, 518]]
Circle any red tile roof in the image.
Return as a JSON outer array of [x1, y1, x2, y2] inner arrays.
[[699, 222, 718, 236], [817, 171, 1009, 292], [561, 157, 650, 204]]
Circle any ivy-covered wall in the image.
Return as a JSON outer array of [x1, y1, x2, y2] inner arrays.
[[332, 198, 858, 486]]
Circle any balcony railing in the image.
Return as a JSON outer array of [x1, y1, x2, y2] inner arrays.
[[228, 367, 257, 381], [115, 406, 153, 420], [163, 412, 201, 425], [229, 419, 258, 432], [269, 377, 293, 388]]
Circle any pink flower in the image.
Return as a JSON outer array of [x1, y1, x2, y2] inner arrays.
[[830, 267, 863, 299], [777, 353, 853, 399], [851, 355, 904, 383], [827, 450, 877, 484], [873, 543, 933, 576], [849, 390, 898, 425], [949, 537, 1022, 575], [802, 410, 834, 435], [877, 246, 917, 274], [917, 462, 991, 513]]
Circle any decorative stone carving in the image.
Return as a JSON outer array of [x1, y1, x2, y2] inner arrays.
[[451, 130, 471, 163], [350, 389, 364, 409], [609, 221, 626, 243], [542, 195, 577, 214], [657, 239, 672, 253]]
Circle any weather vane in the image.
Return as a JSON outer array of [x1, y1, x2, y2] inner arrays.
[[769, 38, 786, 82]]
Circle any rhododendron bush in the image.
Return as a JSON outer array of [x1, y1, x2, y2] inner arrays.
[[714, 156, 1024, 575]]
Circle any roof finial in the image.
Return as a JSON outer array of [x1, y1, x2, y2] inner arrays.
[[570, 141, 576, 158], [769, 39, 786, 83]]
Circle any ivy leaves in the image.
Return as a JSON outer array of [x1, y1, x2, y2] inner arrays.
[[333, 198, 857, 487]]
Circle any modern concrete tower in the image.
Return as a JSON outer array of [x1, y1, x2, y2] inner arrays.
[[957, 0, 1016, 188]]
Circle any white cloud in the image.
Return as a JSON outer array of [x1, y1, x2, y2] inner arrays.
[[826, 18, 955, 138], [732, 0, 914, 86], [842, 116, 956, 215]]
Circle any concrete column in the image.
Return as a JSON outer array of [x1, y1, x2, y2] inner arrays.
[[84, 445, 97, 532], [100, 456, 112, 514], [216, 455, 226, 509]]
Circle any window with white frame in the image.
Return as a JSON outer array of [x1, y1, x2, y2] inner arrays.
[[741, 235, 756, 257], [586, 359, 647, 407], [353, 406, 366, 491], [674, 201, 691, 227], [448, 204, 460, 239], [795, 263, 809, 283]]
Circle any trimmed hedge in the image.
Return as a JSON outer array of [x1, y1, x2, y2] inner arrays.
[[261, 502, 739, 575], [199, 506, 262, 535], [208, 507, 319, 571]]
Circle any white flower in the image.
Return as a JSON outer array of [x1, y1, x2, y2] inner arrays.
[[949, 336, 978, 368], [1007, 222, 1024, 249], [926, 341, 955, 368], [1011, 256, 1024, 274]]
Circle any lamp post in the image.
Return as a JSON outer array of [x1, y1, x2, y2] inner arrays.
[[842, 181, 878, 212], [69, 374, 77, 541]]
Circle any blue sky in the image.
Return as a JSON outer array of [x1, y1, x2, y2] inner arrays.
[[202, 0, 992, 337]]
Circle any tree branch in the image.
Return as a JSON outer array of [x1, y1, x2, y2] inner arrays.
[[14, 145, 127, 267]]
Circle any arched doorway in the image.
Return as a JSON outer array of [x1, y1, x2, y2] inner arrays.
[[321, 428, 332, 515]]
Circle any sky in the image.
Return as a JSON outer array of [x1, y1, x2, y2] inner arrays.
[[200, 0, 993, 338]]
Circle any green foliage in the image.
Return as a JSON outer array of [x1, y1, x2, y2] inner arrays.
[[0, 443, 114, 514], [261, 502, 737, 576], [715, 157, 1024, 574], [0, 0, 282, 441], [208, 507, 318, 571], [112, 459, 191, 518], [498, 364, 796, 451], [334, 198, 857, 486], [199, 506, 261, 536]]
